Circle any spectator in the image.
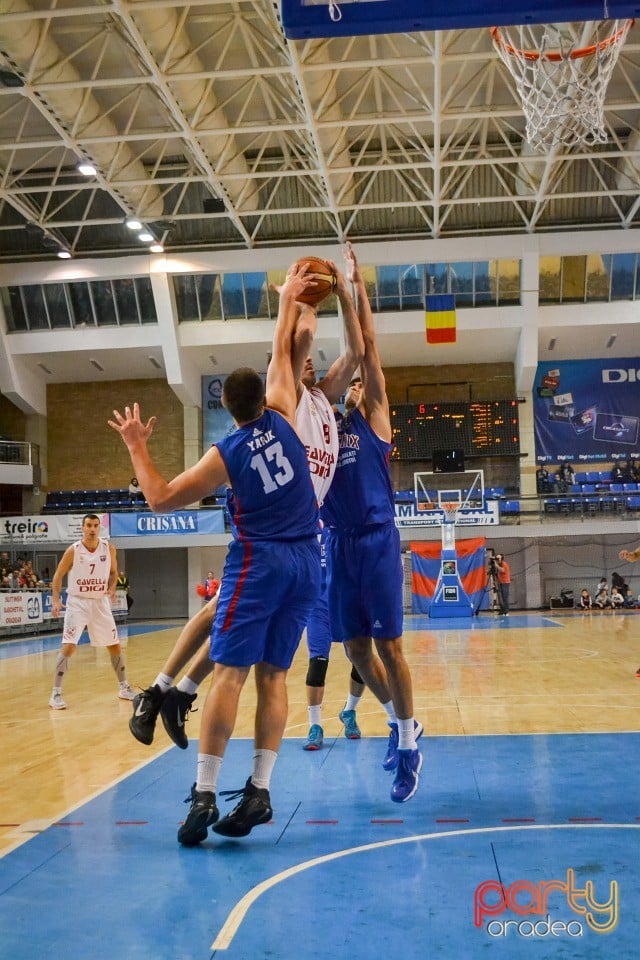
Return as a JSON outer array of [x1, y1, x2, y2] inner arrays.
[[555, 463, 575, 492], [128, 477, 144, 500], [610, 586, 625, 608], [594, 586, 611, 609], [611, 463, 625, 482], [579, 589, 592, 610], [116, 570, 134, 611], [204, 570, 220, 600], [495, 553, 511, 615], [536, 465, 552, 493]]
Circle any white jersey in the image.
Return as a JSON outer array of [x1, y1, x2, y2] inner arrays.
[[67, 538, 112, 597], [296, 385, 339, 507]]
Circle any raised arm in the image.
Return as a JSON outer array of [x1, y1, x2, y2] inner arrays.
[[344, 242, 391, 441], [266, 263, 316, 423], [108, 403, 229, 511], [316, 261, 364, 405]]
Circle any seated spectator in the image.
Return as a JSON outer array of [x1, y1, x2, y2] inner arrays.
[[611, 463, 625, 482], [610, 585, 625, 608], [594, 586, 611, 609], [579, 589, 592, 609], [630, 460, 640, 482], [536, 465, 552, 493], [128, 477, 144, 499], [622, 585, 635, 608], [555, 463, 575, 492]]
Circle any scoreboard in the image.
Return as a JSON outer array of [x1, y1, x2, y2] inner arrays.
[[390, 400, 520, 460]]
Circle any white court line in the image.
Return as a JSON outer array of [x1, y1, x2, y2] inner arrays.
[[211, 821, 640, 950]]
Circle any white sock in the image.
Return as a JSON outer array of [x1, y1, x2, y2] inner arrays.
[[344, 693, 361, 712], [308, 705, 322, 726], [398, 717, 416, 751], [196, 753, 222, 793], [382, 700, 397, 724], [177, 676, 199, 696], [252, 749, 278, 790], [153, 672, 174, 694]]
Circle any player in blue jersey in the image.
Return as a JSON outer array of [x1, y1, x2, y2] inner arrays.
[[109, 263, 322, 844], [321, 242, 423, 803]]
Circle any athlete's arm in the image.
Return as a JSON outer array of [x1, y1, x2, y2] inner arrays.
[[267, 263, 316, 424], [109, 403, 230, 511], [345, 242, 391, 441], [620, 547, 640, 562], [107, 543, 118, 599], [316, 262, 364, 404], [51, 546, 74, 616]]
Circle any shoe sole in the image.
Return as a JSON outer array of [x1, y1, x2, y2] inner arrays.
[[129, 717, 154, 746], [178, 808, 218, 846], [390, 752, 423, 804], [49, 703, 67, 710], [302, 741, 323, 751], [212, 808, 272, 838], [161, 711, 189, 750]]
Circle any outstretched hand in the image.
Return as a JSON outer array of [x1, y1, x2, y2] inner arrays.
[[108, 403, 156, 450], [342, 240, 360, 284], [269, 260, 318, 301]]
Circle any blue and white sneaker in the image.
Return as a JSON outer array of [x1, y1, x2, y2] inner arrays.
[[382, 719, 424, 771], [338, 708, 361, 740], [390, 748, 423, 803], [303, 723, 324, 751]]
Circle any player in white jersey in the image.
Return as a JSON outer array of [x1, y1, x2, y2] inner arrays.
[[48, 514, 135, 709]]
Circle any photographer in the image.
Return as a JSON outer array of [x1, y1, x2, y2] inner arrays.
[[494, 553, 511, 616]]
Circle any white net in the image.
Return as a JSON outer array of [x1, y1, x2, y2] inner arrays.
[[441, 502, 461, 524], [491, 19, 634, 149]]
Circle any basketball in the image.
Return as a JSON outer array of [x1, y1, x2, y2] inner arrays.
[[196, 582, 206, 597], [292, 256, 336, 306]]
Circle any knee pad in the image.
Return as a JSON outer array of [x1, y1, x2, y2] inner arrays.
[[350, 665, 364, 686], [306, 655, 329, 688]]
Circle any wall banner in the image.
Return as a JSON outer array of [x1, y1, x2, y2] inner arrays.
[[0, 514, 110, 545], [0, 591, 43, 626], [110, 510, 225, 537], [533, 358, 640, 463]]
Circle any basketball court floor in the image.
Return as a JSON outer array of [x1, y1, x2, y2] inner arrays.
[[2, 611, 640, 958]]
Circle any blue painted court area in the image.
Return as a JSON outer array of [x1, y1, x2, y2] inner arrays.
[[0, 622, 180, 660], [2, 733, 639, 960]]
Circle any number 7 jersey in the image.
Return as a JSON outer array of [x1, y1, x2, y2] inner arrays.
[[216, 408, 319, 541]]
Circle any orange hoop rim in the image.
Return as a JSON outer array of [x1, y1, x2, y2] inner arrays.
[[490, 19, 635, 63], [441, 502, 461, 517]]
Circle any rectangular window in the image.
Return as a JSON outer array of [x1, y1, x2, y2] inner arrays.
[[586, 254, 611, 301], [112, 278, 139, 325], [451, 261, 474, 307], [539, 255, 561, 303], [91, 280, 117, 325], [2, 287, 27, 331], [135, 278, 157, 324], [68, 281, 95, 326], [561, 256, 587, 303], [610, 252, 636, 300], [43, 284, 72, 328], [497, 259, 520, 304], [22, 285, 49, 330], [399, 264, 424, 309]]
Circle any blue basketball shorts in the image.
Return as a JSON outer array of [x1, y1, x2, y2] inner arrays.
[[211, 537, 321, 669], [326, 522, 404, 642], [306, 583, 333, 659]]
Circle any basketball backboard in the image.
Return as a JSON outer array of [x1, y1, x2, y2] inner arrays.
[[281, 0, 638, 38]]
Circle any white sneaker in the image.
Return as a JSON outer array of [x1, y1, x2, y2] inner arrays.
[[49, 691, 67, 710], [118, 682, 136, 701]]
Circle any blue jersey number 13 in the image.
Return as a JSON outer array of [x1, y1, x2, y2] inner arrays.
[[250, 442, 294, 494]]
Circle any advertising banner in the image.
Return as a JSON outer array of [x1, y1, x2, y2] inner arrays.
[[202, 374, 235, 449], [410, 539, 488, 613], [0, 514, 110, 545], [110, 510, 225, 537], [394, 501, 499, 527], [533, 358, 640, 463], [0, 591, 43, 626]]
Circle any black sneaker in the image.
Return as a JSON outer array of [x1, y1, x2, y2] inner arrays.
[[212, 778, 273, 838], [177, 783, 219, 846], [160, 688, 197, 750], [129, 684, 165, 745]]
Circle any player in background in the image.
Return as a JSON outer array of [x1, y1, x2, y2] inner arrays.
[[48, 513, 135, 708]]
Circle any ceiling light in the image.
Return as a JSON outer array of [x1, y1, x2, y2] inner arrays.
[[149, 243, 164, 253], [548, 338, 556, 350], [89, 359, 104, 372], [37, 362, 53, 375], [125, 217, 142, 231], [77, 161, 97, 177], [138, 231, 154, 242], [148, 356, 162, 369], [57, 249, 71, 259], [606, 334, 617, 348]]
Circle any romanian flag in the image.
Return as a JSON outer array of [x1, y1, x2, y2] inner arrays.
[[425, 293, 456, 344]]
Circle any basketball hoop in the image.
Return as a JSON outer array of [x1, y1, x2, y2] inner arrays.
[[491, 19, 634, 149], [441, 502, 461, 524]]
